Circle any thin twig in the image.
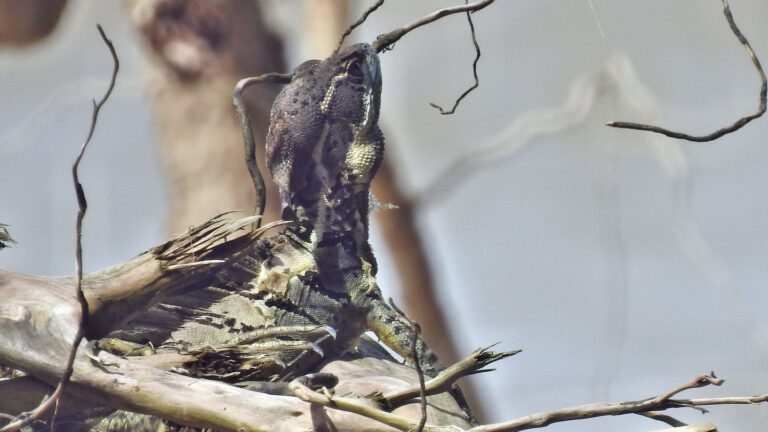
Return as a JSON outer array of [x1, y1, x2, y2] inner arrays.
[[683, 393, 768, 406], [429, 0, 482, 115], [336, 0, 386, 53], [232, 72, 293, 229], [372, 0, 494, 53], [606, 0, 766, 141], [0, 24, 118, 432], [387, 299, 428, 432], [653, 373, 724, 403]]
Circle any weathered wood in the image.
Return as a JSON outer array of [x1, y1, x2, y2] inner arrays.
[[0, 215, 471, 431]]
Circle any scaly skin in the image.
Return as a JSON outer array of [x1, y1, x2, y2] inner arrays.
[[51, 44, 464, 431]]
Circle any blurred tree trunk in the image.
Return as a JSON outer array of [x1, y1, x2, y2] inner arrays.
[[125, 0, 285, 233], [0, 0, 68, 46]]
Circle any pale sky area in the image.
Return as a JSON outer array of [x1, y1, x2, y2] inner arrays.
[[1, 1, 767, 430]]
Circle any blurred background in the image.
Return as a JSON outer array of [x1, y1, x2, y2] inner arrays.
[[1, 1, 767, 430]]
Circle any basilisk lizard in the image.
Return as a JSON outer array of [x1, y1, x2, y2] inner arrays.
[[56, 43, 465, 431]]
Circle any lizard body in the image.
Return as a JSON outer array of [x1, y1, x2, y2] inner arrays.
[[58, 44, 454, 431]]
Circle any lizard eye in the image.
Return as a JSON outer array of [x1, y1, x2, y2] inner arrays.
[[346, 59, 365, 85]]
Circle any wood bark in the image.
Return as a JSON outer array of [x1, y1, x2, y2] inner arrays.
[[0, 217, 471, 431]]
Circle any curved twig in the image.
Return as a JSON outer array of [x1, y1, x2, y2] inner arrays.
[[606, 0, 766, 141], [232, 72, 293, 228], [653, 373, 724, 403], [0, 24, 118, 432], [429, 1, 482, 115], [336, 0, 386, 53], [372, 0, 494, 53]]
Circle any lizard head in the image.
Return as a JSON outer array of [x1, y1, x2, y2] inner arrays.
[[266, 43, 383, 218]]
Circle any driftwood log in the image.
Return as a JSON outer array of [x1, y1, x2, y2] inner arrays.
[[0, 215, 475, 431]]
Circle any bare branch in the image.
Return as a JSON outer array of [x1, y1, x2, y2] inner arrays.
[[336, 0, 386, 53], [653, 373, 724, 403], [606, 0, 766, 141], [232, 72, 293, 229], [466, 373, 763, 432], [383, 347, 521, 409], [372, 0, 494, 53], [684, 393, 768, 406], [0, 24, 118, 432], [429, 1, 482, 115]]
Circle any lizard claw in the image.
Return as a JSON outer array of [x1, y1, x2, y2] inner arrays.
[[321, 325, 337, 340], [309, 343, 325, 357]]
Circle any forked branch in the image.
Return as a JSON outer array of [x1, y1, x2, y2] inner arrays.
[[465, 373, 766, 432], [372, 0, 494, 53]]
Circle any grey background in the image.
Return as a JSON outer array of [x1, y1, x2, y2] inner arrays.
[[1, 1, 767, 430]]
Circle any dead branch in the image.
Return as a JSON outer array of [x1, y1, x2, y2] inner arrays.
[[606, 0, 766, 141], [429, 1, 482, 115], [372, 0, 494, 53], [653, 373, 724, 403], [0, 24, 118, 432], [465, 373, 766, 432]]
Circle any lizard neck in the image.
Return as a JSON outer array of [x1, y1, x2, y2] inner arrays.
[[281, 144, 377, 292]]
